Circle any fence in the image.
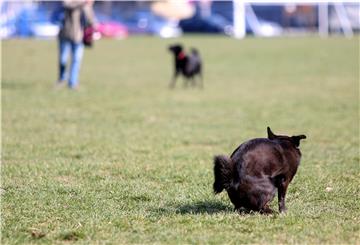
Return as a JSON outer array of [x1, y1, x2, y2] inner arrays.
[[0, 1, 359, 39]]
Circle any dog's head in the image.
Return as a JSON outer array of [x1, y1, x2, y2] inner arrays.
[[168, 44, 183, 55], [267, 127, 306, 147]]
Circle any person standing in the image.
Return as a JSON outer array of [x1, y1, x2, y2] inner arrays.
[[57, 0, 95, 89]]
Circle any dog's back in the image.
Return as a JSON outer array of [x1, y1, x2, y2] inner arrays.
[[231, 138, 290, 179]]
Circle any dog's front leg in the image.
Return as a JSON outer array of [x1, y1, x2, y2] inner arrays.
[[169, 72, 179, 89]]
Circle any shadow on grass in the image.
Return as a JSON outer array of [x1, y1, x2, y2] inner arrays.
[[151, 201, 274, 216], [150, 201, 233, 216], [176, 200, 233, 215]]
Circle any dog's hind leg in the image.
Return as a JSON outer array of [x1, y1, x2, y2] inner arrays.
[[198, 67, 203, 89], [275, 175, 289, 213]]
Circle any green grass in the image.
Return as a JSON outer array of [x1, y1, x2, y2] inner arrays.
[[1, 36, 359, 244]]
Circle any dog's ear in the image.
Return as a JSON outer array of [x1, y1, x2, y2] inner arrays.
[[291, 135, 306, 147], [267, 127, 276, 140]]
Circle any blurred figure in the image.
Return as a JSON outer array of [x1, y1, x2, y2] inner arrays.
[[57, 0, 95, 89], [283, 4, 317, 31]]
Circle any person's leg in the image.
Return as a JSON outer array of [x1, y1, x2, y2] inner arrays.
[[58, 39, 70, 83], [68, 41, 84, 88]]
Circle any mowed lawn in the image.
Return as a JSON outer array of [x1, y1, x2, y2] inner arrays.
[[2, 36, 359, 244]]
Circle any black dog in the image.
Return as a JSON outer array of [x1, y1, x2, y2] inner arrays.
[[213, 127, 306, 214], [168, 44, 203, 88]]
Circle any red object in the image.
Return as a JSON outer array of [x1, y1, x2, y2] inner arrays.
[[177, 52, 186, 60], [83, 26, 94, 47], [96, 22, 128, 38]]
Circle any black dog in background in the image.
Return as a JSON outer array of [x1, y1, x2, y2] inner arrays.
[[168, 44, 203, 89], [213, 127, 306, 214]]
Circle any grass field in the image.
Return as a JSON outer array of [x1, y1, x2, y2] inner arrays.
[[2, 36, 359, 244]]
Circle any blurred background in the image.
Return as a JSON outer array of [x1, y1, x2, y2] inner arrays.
[[1, 0, 359, 40], [2, 2, 359, 243]]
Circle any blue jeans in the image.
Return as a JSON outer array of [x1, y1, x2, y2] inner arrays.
[[58, 39, 84, 88]]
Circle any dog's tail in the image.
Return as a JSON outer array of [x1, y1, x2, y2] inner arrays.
[[213, 155, 234, 194]]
